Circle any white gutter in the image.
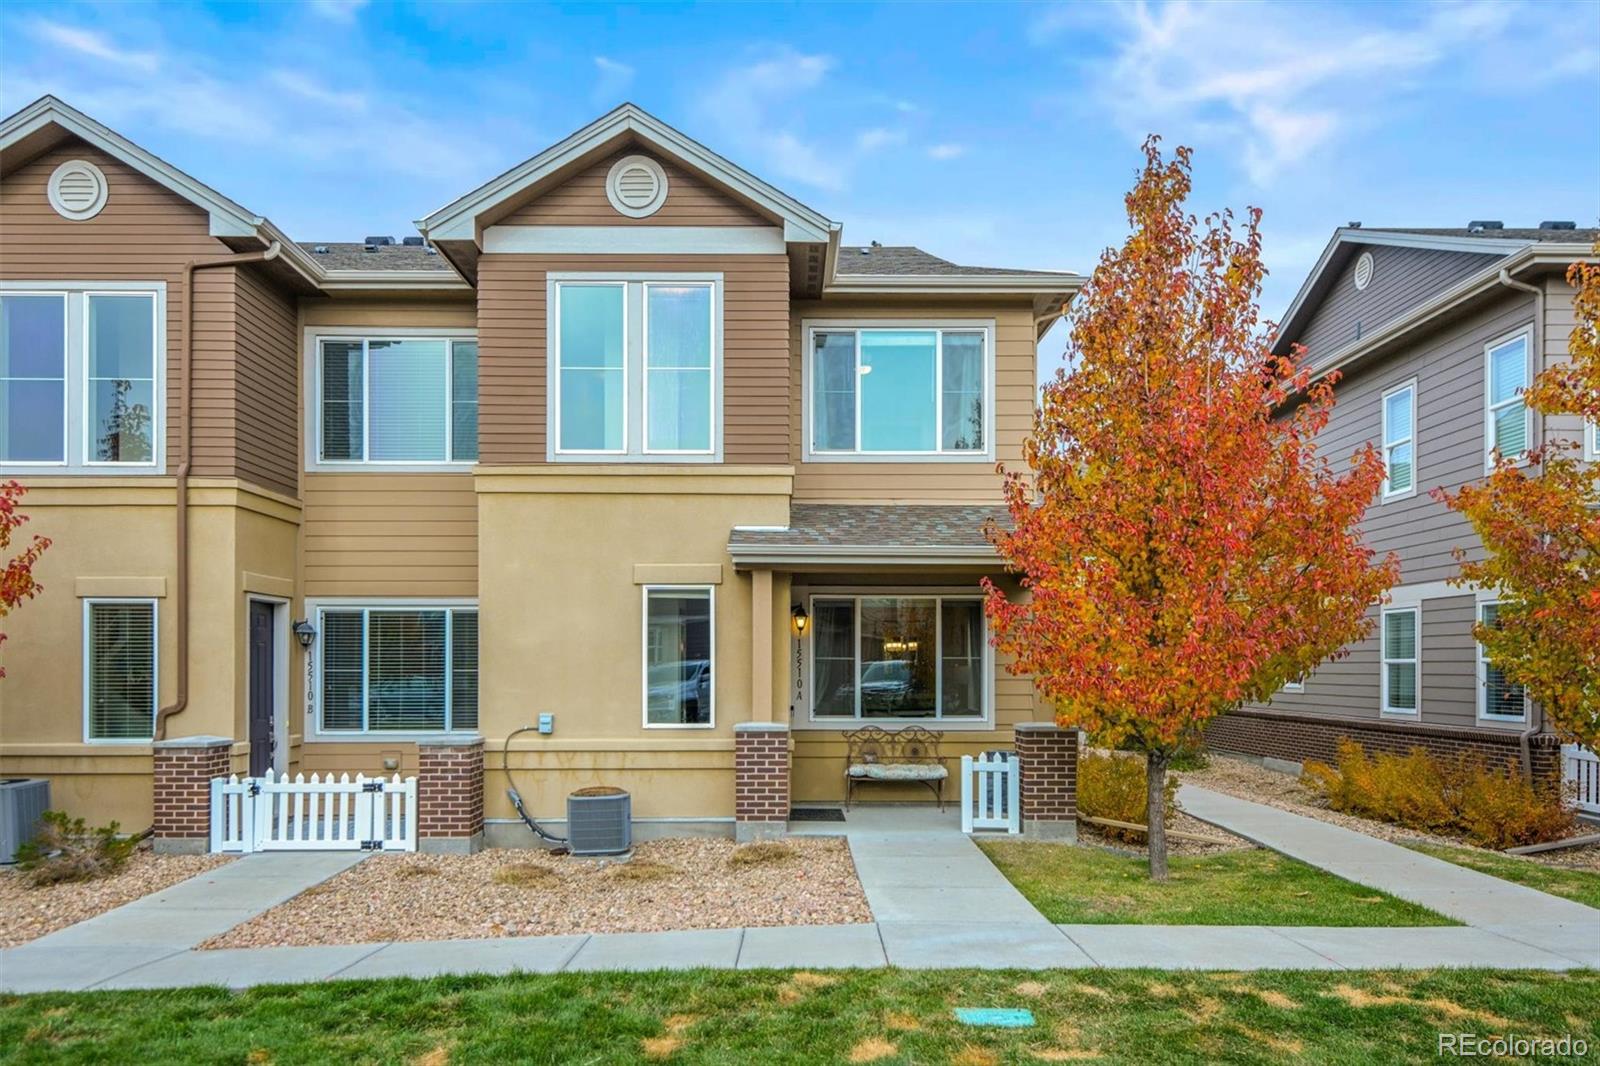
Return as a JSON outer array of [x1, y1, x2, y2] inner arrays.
[[825, 273, 1084, 296]]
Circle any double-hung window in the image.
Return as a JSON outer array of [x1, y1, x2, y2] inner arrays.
[[1380, 606, 1420, 716], [84, 599, 157, 742], [550, 276, 719, 459], [316, 605, 478, 734], [2, 286, 161, 471], [643, 586, 714, 727], [316, 335, 478, 465], [1485, 331, 1530, 466], [1477, 602, 1525, 722], [1381, 381, 1416, 498], [807, 323, 992, 459], [809, 595, 987, 722]]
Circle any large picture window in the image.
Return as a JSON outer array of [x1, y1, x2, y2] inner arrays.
[[2, 287, 160, 471], [84, 599, 157, 742], [551, 277, 720, 459], [1381, 606, 1419, 716], [1485, 331, 1529, 466], [1477, 602, 1525, 722], [316, 336, 477, 464], [809, 595, 986, 721], [643, 587, 714, 727], [316, 605, 477, 734], [808, 325, 990, 458]]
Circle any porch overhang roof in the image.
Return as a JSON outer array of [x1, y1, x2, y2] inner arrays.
[[728, 504, 1008, 570]]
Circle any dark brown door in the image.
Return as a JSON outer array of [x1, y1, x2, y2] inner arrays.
[[248, 601, 275, 777]]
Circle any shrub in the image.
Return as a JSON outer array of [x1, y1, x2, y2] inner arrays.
[[1301, 740, 1573, 849], [492, 862, 556, 888], [728, 841, 795, 866], [1078, 751, 1180, 843], [14, 811, 137, 887]]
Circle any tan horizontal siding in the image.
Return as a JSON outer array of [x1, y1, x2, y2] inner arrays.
[[301, 472, 477, 597], [477, 253, 790, 464], [299, 297, 476, 329], [232, 269, 300, 496], [789, 300, 1035, 502], [501, 150, 772, 227]]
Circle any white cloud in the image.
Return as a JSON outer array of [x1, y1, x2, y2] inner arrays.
[[855, 127, 906, 152], [308, 0, 369, 23], [694, 48, 843, 190], [269, 70, 367, 112], [593, 55, 635, 105], [29, 21, 158, 72], [927, 143, 966, 160]]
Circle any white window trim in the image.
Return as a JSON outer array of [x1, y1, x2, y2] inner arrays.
[[1588, 419, 1600, 462], [303, 327, 478, 472], [1380, 605, 1421, 718], [1, 282, 166, 476], [802, 318, 996, 463], [795, 590, 994, 730], [641, 584, 716, 730], [82, 597, 158, 744], [641, 281, 716, 456], [1484, 327, 1533, 472], [1475, 600, 1527, 724], [1380, 378, 1418, 500], [302, 598, 479, 741], [547, 272, 724, 463], [1280, 680, 1305, 693]]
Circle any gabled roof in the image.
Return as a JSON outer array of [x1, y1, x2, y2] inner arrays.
[[418, 103, 839, 245], [299, 242, 453, 271], [836, 245, 1069, 278]]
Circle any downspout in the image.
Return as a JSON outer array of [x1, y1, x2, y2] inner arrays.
[[1495, 266, 1545, 781], [153, 241, 282, 741]]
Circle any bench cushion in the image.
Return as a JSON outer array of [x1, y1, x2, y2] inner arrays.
[[846, 762, 948, 782]]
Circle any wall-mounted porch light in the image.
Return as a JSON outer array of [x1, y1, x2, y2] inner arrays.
[[790, 604, 810, 639], [292, 619, 317, 648]]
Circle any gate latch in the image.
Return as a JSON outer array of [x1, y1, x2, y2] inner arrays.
[[362, 781, 385, 793], [360, 840, 383, 851]]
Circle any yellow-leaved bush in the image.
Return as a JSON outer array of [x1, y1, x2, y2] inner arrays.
[[1301, 739, 1573, 849], [1078, 751, 1180, 843]]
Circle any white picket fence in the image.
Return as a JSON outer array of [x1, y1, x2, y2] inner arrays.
[[960, 752, 1020, 834], [210, 771, 417, 854], [1564, 745, 1600, 815]]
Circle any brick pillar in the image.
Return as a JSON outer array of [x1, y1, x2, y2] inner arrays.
[[734, 722, 789, 842], [1015, 722, 1078, 842], [417, 735, 484, 854], [152, 735, 233, 854]]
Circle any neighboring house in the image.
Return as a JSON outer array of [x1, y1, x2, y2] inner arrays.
[[0, 97, 1083, 847], [1211, 223, 1599, 781]]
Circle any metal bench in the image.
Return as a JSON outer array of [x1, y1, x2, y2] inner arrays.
[[842, 726, 947, 811]]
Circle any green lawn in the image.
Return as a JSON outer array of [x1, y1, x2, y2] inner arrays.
[[1403, 842, 1600, 909], [3, 969, 1594, 1064], [977, 841, 1455, 926]]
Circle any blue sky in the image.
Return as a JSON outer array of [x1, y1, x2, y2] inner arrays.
[[3, 0, 1598, 374]]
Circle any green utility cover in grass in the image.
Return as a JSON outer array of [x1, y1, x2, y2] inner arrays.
[[953, 1008, 1036, 1028]]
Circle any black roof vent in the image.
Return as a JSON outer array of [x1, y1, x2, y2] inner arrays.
[[1347, 221, 1361, 228], [401, 236, 425, 246], [1539, 220, 1577, 230], [363, 235, 395, 246], [313, 245, 329, 254], [1467, 220, 1504, 233]]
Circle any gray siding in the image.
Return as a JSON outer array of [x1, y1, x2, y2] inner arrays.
[[1296, 245, 1499, 361]]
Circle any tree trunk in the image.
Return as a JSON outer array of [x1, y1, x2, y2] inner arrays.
[[1146, 748, 1171, 882]]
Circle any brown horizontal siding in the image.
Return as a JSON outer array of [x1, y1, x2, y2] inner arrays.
[[501, 150, 772, 227], [232, 268, 299, 496], [1297, 244, 1499, 359], [300, 298, 476, 329], [301, 472, 478, 597], [477, 253, 790, 463]]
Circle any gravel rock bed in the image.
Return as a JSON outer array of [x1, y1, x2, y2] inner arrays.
[[1179, 754, 1600, 873], [0, 849, 232, 948], [203, 837, 870, 949]]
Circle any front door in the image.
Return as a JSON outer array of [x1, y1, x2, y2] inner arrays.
[[248, 601, 276, 777]]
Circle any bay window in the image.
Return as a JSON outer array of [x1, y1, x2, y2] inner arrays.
[[809, 595, 986, 721], [807, 323, 991, 458], [316, 335, 478, 464], [316, 605, 478, 734], [550, 276, 720, 459]]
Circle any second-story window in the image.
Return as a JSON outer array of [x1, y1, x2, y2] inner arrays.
[[806, 324, 991, 459], [316, 336, 478, 464], [1485, 330, 1529, 466], [1381, 381, 1416, 498], [550, 275, 720, 460]]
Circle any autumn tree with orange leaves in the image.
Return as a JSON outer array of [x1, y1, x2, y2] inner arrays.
[[1, 481, 50, 679], [984, 139, 1398, 879], [1436, 250, 1600, 749]]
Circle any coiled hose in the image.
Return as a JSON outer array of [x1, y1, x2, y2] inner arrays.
[[502, 724, 568, 850]]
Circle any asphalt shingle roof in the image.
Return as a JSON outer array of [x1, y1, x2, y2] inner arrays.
[[1363, 227, 1600, 244], [299, 242, 454, 271], [728, 504, 1010, 550], [835, 245, 1068, 278]]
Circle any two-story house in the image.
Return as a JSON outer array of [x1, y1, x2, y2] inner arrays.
[[1211, 223, 1598, 782], [0, 97, 1084, 850]]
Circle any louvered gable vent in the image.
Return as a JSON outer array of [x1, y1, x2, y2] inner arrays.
[[605, 154, 668, 218], [47, 159, 109, 220]]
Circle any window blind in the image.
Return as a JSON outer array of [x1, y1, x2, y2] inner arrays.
[[87, 602, 155, 740]]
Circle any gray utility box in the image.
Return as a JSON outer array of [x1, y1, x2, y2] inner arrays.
[[0, 778, 50, 864], [566, 787, 631, 856]]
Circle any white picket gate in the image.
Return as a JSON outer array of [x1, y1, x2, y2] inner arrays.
[[1563, 745, 1600, 815], [210, 771, 417, 854], [960, 752, 1020, 834]]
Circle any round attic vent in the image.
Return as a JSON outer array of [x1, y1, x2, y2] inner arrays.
[[605, 155, 668, 218], [1353, 251, 1375, 291], [47, 159, 109, 221]]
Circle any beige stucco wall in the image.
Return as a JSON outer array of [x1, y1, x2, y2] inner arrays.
[[0, 478, 299, 826]]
